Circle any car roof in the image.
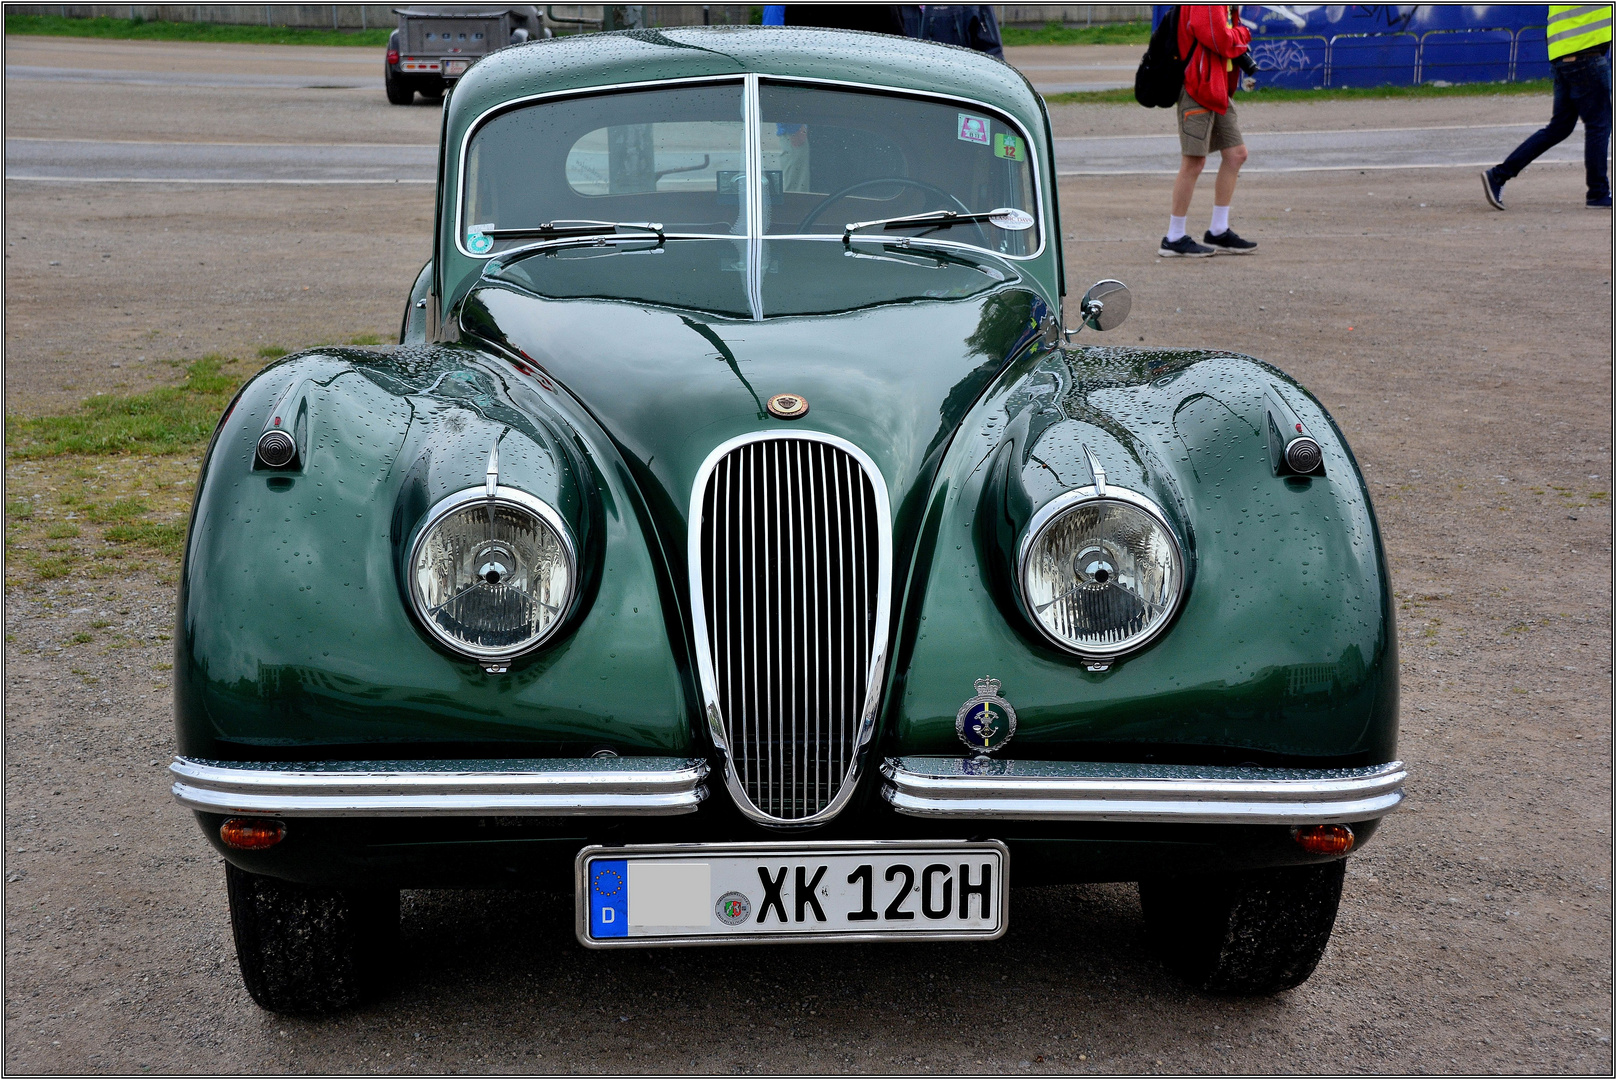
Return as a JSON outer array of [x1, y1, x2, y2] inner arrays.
[[444, 25, 1045, 138]]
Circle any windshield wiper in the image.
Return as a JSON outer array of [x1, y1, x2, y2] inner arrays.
[[480, 219, 664, 241], [842, 207, 1033, 242]]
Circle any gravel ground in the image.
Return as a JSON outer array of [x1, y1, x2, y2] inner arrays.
[[4, 39, 1613, 1074]]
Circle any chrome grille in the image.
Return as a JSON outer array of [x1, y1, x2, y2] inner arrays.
[[695, 435, 886, 823]]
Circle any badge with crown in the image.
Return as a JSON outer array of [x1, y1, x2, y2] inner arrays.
[[956, 676, 1017, 757]]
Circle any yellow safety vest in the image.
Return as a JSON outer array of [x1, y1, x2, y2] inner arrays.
[[1547, 4, 1612, 60]]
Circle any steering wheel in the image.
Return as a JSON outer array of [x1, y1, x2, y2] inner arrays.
[[795, 177, 988, 246]]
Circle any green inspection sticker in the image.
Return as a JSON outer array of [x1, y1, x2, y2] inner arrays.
[[994, 133, 1025, 162], [466, 231, 493, 254]]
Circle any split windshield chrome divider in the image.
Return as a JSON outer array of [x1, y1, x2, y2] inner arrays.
[[742, 73, 765, 322]]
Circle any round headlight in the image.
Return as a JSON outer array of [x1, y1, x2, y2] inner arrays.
[[408, 488, 576, 662], [1018, 489, 1185, 660]]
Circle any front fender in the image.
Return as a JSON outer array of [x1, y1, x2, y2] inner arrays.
[[176, 345, 693, 760], [888, 345, 1397, 767]]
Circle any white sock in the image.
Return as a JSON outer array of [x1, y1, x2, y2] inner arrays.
[[1167, 215, 1187, 242], [1210, 205, 1230, 235]]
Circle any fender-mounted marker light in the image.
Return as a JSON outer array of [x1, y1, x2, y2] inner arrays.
[[1293, 823, 1354, 856], [220, 818, 286, 851]]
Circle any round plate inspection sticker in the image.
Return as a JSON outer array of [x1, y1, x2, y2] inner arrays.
[[715, 891, 751, 926], [466, 230, 494, 255]]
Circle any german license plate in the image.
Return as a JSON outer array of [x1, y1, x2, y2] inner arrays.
[[443, 59, 468, 76], [575, 840, 1008, 947]]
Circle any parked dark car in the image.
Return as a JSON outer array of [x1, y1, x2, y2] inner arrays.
[[176, 26, 1405, 1014], [385, 4, 541, 104]]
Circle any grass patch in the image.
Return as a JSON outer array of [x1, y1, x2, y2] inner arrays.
[[257, 345, 289, 359], [26, 555, 74, 579], [4, 14, 389, 48], [347, 334, 386, 347], [6, 356, 240, 458], [44, 523, 80, 540], [1003, 20, 1150, 47], [104, 521, 188, 556], [1045, 77, 1552, 106], [6, 498, 34, 521], [84, 499, 150, 524]]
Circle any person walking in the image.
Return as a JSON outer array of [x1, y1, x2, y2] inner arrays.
[[1481, 5, 1612, 210], [1161, 5, 1258, 257]]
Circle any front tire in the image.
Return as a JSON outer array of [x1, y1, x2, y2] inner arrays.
[[1139, 859, 1346, 994], [226, 862, 399, 1014], [384, 65, 414, 105]]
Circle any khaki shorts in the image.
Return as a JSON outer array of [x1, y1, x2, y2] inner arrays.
[[1177, 88, 1244, 157]]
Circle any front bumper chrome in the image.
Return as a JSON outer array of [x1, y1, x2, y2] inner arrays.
[[881, 757, 1406, 824], [170, 756, 709, 817]]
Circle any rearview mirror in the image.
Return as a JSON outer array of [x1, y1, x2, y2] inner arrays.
[[1080, 279, 1131, 332]]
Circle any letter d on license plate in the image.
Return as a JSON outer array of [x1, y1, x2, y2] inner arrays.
[[575, 840, 1008, 947]]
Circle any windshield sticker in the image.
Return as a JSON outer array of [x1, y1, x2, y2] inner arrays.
[[957, 113, 990, 145], [994, 133, 1025, 161], [466, 229, 494, 255]]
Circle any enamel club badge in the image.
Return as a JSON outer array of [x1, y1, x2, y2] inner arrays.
[[956, 677, 1016, 756]]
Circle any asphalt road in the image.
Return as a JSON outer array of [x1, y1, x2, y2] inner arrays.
[[5, 122, 1584, 183], [4, 36, 1583, 181], [4, 33, 1612, 1077], [3, 35, 1137, 95]]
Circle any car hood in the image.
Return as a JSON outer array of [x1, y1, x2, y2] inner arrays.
[[457, 237, 1054, 566]]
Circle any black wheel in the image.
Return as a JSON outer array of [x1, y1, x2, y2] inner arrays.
[[795, 176, 984, 244], [226, 862, 399, 1014], [384, 65, 414, 105], [1139, 859, 1346, 995]]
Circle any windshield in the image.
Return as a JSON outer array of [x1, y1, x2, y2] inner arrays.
[[458, 79, 1040, 258]]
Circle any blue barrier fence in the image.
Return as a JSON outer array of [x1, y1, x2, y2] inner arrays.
[[1153, 5, 1552, 89]]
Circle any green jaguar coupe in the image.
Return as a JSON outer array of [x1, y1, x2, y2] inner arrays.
[[172, 25, 1404, 1013]]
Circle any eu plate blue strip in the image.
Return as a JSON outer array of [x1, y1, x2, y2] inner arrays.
[[588, 859, 628, 938]]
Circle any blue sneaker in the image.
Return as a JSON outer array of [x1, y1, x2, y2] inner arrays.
[[1203, 228, 1258, 254], [1158, 235, 1215, 258], [1481, 169, 1506, 210], [1588, 194, 1612, 208]]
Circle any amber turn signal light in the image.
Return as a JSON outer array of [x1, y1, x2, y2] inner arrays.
[[1292, 823, 1354, 855], [220, 818, 286, 851]]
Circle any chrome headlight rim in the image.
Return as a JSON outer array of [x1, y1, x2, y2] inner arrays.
[[406, 485, 579, 663], [1015, 485, 1188, 662]]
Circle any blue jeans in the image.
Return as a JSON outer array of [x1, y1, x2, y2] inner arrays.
[[1495, 51, 1612, 201]]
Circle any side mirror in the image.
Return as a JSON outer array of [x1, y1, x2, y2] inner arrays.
[[1079, 279, 1131, 332]]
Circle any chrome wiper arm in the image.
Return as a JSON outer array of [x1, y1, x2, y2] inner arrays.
[[483, 219, 664, 241], [843, 209, 987, 242], [843, 206, 1034, 243]]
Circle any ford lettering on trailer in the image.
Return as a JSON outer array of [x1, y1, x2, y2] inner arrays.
[[169, 25, 1405, 1014]]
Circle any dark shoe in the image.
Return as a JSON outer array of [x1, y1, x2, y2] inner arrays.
[[1588, 194, 1612, 208], [1159, 235, 1215, 258], [1203, 228, 1258, 254], [1481, 169, 1506, 210]]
